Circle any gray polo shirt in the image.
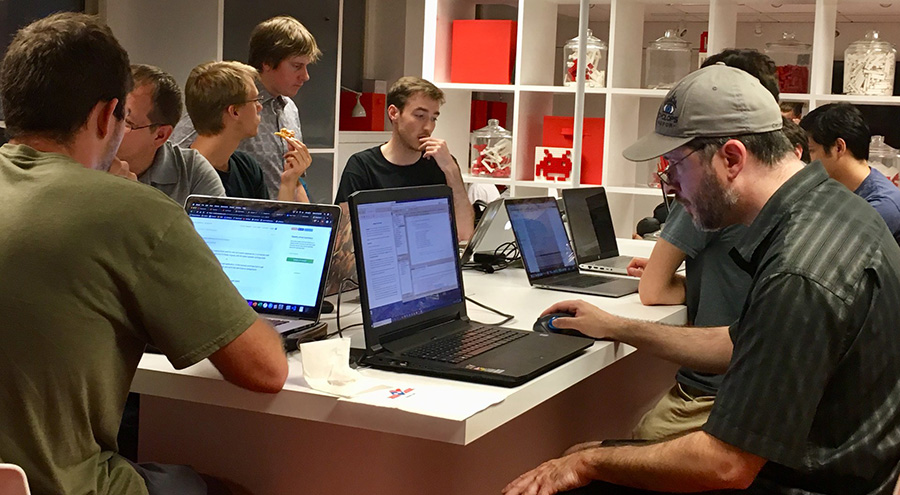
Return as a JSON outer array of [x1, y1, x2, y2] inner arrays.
[[138, 141, 224, 205]]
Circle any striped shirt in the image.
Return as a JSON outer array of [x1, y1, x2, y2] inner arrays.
[[704, 163, 900, 495]]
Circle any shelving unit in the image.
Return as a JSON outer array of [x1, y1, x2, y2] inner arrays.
[[417, 0, 900, 237]]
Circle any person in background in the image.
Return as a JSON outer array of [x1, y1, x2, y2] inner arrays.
[[172, 16, 317, 200], [781, 116, 810, 163], [185, 61, 309, 202], [801, 102, 900, 244], [335, 76, 475, 241], [780, 101, 803, 123], [114, 64, 224, 204], [0, 13, 288, 495]]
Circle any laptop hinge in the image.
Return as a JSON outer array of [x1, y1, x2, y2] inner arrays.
[[370, 343, 383, 353]]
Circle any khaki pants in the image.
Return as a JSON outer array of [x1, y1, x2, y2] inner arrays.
[[632, 383, 715, 442]]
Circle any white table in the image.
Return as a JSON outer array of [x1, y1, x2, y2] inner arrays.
[[133, 239, 685, 494]]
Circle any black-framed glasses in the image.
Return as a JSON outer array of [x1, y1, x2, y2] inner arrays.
[[657, 147, 701, 186], [125, 119, 164, 132], [237, 95, 264, 105]]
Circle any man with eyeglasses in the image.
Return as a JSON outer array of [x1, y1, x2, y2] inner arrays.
[[114, 64, 224, 204], [504, 64, 900, 494], [185, 61, 309, 201]]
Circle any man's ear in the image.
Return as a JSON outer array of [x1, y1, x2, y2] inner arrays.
[[833, 138, 848, 156], [96, 99, 120, 139], [387, 104, 400, 124], [720, 139, 747, 181], [154, 124, 174, 146]]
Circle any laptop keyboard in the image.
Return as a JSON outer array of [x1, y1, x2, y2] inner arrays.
[[403, 326, 527, 364]]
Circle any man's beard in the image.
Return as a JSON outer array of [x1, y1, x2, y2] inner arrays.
[[97, 121, 125, 172], [688, 166, 739, 231]]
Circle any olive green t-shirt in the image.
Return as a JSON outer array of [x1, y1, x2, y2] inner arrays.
[[0, 144, 259, 495]]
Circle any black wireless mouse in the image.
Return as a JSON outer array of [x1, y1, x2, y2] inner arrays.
[[533, 312, 583, 336]]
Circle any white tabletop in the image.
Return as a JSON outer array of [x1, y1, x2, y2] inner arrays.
[[132, 239, 684, 445]]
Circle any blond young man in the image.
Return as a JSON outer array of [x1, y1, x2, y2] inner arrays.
[[173, 16, 319, 199], [186, 60, 310, 202], [335, 76, 475, 241]]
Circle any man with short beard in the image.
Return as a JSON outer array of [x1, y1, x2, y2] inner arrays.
[[504, 65, 900, 495]]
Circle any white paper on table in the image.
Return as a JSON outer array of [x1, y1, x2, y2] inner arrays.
[[286, 339, 389, 398], [348, 383, 506, 421]]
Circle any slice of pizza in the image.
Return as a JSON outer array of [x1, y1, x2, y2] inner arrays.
[[273, 128, 295, 139]]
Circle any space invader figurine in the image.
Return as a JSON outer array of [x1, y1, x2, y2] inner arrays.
[[534, 147, 573, 182]]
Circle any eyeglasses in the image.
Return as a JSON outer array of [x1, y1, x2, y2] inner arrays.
[[124, 119, 164, 132], [657, 147, 700, 187], [237, 96, 264, 105]]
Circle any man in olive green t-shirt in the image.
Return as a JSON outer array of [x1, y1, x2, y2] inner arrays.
[[0, 13, 288, 495]]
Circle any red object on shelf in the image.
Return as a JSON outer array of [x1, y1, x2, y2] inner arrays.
[[339, 91, 385, 131], [534, 147, 573, 182], [700, 31, 709, 54], [470, 100, 508, 130], [450, 20, 517, 84], [776, 65, 809, 94], [541, 116, 605, 184]]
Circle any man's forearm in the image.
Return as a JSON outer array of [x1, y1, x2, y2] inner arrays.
[[613, 318, 732, 373], [579, 432, 762, 491], [444, 168, 474, 241]]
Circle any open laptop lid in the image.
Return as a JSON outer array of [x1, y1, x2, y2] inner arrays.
[[348, 185, 466, 351], [185, 195, 340, 324], [561, 187, 620, 263], [460, 197, 504, 265], [504, 197, 579, 282]]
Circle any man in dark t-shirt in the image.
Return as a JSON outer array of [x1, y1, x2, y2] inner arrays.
[[335, 76, 474, 241], [185, 61, 309, 201]]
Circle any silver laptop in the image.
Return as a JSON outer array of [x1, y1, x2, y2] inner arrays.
[[185, 195, 341, 335], [561, 187, 632, 275], [505, 196, 638, 298], [459, 197, 515, 266]]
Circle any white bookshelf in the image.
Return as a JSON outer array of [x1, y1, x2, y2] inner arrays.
[[415, 0, 900, 237]]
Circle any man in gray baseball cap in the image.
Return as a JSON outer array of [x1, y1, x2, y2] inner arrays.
[[504, 64, 900, 494]]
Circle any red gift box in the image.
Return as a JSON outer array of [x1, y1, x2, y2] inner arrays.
[[339, 91, 385, 131], [470, 100, 508, 131], [451, 20, 517, 85], [541, 116, 605, 185]]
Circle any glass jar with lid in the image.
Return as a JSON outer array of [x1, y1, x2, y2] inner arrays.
[[562, 29, 608, 88], [765, 32, 811, 94], [644, 28, 692, 90], [869, 135, 900, 188], [844, 30, 897, 96], [470, 119, 512, 178]]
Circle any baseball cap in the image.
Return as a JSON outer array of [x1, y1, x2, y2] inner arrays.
[[622, 64, 782, 162]]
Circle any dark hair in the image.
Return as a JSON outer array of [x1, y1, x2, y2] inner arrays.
[[702, 48, 779, 102], [131, 64, 183, 127], [0, 12, 132, 143], [781, 116, 810, 163], [780, 101, 803, 119], [387, 76, 445, 111], [689, 130, 794, 167], [248, 16, 321, 71], [799, 103, 870, 161]]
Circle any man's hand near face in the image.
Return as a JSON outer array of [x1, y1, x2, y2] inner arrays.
[[109, 157, 137, 181], [419, 137, 457, 176]]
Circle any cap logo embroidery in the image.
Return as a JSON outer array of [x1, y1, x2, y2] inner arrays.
[[657, 95, 678, 129]]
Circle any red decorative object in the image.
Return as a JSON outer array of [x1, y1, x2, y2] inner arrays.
[[470, 100, 508, 131], [534, 147, 573, 182], [541, 116, 605, 184], [471, 143, 512, 177], [450, 20, 517, 84], [339, 91, 385, 131], [776, 65, 809, 94]]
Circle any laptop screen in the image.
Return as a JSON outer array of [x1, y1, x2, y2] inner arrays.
[[562, 187, 619, 262], [355, 195, 463, 329], [505, 197, 578, 279], [186, 196, 338, 321]]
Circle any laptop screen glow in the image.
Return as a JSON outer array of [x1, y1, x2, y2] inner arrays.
[[356, 196, 463, 328], [187, 201, 334, 317], [506, 198, 577, 278]]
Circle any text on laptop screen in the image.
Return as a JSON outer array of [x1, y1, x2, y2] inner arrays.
[[356, 197, 462, 328], [506, 199, 577, 277], [188, 202, 334, 314]]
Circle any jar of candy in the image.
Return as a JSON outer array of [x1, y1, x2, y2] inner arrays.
[[844, 30, 896, 96], [562, 29, 608, 88], [470, 119, 512, 178], [869, 135, 900, 188], [644, 28, 692, 90], [765, 32, 811, 94]]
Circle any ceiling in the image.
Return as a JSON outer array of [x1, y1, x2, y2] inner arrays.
[[557, 2, 900, 23]]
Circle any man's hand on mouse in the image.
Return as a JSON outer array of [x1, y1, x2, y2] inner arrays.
[[540, 300, 620, 340]]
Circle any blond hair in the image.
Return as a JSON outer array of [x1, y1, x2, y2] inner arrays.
[[387, 76, 445, 111], [185, 61, 258, 136], [249, 16, 321, 71]]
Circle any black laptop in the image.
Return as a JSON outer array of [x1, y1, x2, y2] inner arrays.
[[505, 196, 638, 298], [348, 186, 592, 387], [185, 195, 340, 336], [561, 187, 632, 274]]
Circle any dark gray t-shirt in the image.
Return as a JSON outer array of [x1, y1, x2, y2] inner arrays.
[[660, 202, 751, 395]]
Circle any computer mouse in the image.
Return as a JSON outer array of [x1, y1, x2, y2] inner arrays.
[[533, 312, 585, 337]]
